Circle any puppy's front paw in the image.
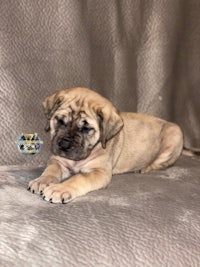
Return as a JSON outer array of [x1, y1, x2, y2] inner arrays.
[[42, 184, 74, 204], [28, 176, 59, 195]]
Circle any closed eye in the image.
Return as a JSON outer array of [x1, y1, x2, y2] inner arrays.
[[57, 119, 65, 125], [55, 116, 66, 127], [80, 126, 94, 135]]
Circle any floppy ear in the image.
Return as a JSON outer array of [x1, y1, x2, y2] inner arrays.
[[97, 107, 124, 149], [42, 93, 64, 132]]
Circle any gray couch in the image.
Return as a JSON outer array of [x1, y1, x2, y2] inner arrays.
[[1, 156, 200, 266], [1, 1, 200, 266]]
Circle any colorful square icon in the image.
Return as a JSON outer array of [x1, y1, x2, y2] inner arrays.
[[16, 133, 43, 155]]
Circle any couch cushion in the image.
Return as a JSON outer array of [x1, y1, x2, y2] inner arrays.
[[1, 155, 200, 266]]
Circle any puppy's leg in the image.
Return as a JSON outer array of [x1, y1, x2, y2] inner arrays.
[[42, 169, 112, 203], [28, 157, 70, 195], [142, 123, 183, 173]]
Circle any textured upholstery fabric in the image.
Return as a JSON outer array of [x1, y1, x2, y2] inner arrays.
[[1, 156, 200, 267], [0, 0, 200, 166]]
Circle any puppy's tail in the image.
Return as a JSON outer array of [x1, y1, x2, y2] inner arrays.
[[182, 148, 200, 157]]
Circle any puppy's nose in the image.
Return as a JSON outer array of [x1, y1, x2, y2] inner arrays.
[[58, 139, 71, 150]]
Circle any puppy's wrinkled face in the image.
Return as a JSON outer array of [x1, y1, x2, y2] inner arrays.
[[50, 108, 100, 160], [43, 87, 124, 161]]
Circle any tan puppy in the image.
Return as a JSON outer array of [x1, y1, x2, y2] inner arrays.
[[28, 87, 183, 203]]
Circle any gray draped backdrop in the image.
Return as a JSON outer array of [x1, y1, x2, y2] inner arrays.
[[0, 1, 200, 165]]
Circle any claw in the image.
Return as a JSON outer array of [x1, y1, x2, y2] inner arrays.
[[62, 193, 72, 204]]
